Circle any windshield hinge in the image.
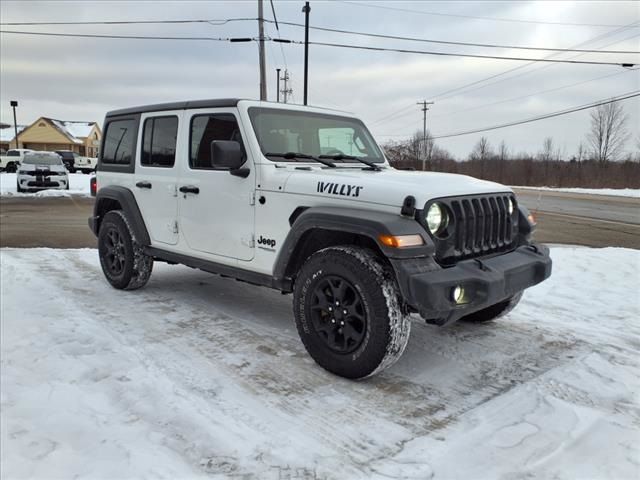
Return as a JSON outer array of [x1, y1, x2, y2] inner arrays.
[[173, 221, 179, 234]]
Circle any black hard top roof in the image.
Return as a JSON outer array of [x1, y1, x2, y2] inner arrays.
[[106, 98, 243, 117]]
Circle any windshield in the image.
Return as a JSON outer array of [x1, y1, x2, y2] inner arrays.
[[248, 107, 385, 163], [23, 155, 63, 166]]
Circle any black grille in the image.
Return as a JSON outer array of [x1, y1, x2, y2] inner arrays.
[[425, 193, 518, 264]]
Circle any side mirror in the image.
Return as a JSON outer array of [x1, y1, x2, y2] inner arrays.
[[210, 140, 250, 178]]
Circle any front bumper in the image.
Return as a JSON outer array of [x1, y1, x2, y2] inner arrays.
[[391, 244, 552, 325], [17, 175, 68, 190]]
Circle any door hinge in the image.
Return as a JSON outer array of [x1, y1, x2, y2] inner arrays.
[[249, 191, 256, 205], [173, 221, 179, 234], [242, 234, 255, 248]]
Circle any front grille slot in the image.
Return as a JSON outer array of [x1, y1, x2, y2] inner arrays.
[[438, 193, 516, 263]]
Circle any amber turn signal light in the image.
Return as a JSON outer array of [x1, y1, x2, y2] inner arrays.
[[378, 234, 424, 248]]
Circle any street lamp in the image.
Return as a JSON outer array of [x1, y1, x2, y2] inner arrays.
[[10, 101, 19, 149]]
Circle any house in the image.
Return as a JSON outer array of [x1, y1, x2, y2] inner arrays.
[[12, 117, 102, 157], [0, 124, 27, 152]]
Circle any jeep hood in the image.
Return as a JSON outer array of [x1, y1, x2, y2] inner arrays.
[[282, 168, 512, 208]]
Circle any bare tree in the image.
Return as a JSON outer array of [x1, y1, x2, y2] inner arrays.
[[539, 137, 554, 162], [575, 142, 586, 162], [471, 136, 492, 161], [587, 101, 629, 163]]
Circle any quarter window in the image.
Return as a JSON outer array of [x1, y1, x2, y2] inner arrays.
[[190, 114, 244, 169], [142, 116, 178, 167], [102, 119, 137, 165]]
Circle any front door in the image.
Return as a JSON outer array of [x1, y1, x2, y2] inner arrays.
[[134, 112, 181, 245], [178, 110, 255, 261]]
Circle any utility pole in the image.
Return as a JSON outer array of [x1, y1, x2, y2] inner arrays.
[[417, 100, 434, 170], [258, 0, 267, 101], [302, 1, 310, 105], [276, 68, 281, 102], [280, 69, 293, 103], [10, 100, 19, 148]]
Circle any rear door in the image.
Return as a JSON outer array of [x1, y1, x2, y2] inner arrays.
[[133, 111, 181, 246], [178, 109, 255, 261]]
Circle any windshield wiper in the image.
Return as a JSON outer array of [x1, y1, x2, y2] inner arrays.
[[265, 152, 336, 168], [318, 154, 382, 171]]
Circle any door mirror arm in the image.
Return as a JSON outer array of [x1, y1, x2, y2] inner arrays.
[[230, 167, 250, 178]]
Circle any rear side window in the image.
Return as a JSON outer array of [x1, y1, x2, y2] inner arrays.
[[102, 119, 137, 165], [190, 114, 244, 169], [142, 116, 178, 168]]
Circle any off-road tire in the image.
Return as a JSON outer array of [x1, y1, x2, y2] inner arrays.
[[293, 246, 411, 379], [460, 292, 523, 323], [98, 210, 153, 290], [16, 183, 24, 193]]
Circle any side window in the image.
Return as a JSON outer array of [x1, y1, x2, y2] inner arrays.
[[102, 119, 137, 165], [190, 114, 244, 170], [142, 116, 178, 168]]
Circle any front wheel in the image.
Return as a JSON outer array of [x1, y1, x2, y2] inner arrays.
[[459, 292, 523, 323], [5, 162, 17, 173], [293, 246, 411, 379], [98, 210, 153, 290]]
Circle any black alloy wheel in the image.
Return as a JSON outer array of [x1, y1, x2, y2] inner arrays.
[[310, 275, 367, 354], [103, 227, 126, 276]]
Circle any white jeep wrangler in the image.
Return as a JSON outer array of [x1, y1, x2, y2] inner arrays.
[[89, 99, 551, 379]]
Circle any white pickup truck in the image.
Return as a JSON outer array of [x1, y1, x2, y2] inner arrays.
[[0, 149, 34, 172]]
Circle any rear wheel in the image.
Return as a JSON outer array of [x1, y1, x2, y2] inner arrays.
[[460, 292, 523, 323], [293, 246, 411, 379], [98, 210, 153, 290]]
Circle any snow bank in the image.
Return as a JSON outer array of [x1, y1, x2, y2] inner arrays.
[[0, 172, 91, 197], [1, 246, 638, 479], [512, 186, 640, 198]]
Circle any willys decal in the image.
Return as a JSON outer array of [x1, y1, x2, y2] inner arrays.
[[317, 181, 364, 198]]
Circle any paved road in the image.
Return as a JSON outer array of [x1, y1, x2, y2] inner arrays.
[[0, 191, 638, 249], [513, 189, 640, 249]]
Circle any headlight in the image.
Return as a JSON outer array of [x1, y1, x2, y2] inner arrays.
[[508, 198, 514, 215], [426, 202, 448, 235]]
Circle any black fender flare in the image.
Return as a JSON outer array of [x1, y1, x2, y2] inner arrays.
[[273, 206, 434, 287], [88, 185, 150, 245]]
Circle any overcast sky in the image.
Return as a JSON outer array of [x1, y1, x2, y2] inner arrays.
[[1, 0, 638, 158]]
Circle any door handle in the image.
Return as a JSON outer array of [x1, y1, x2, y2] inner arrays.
[[179, 185, 200, 194], [136, 181, 152, 189]]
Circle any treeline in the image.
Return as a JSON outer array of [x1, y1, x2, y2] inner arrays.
[[382, 101, 640, 189], [383, 147, 640, 189]]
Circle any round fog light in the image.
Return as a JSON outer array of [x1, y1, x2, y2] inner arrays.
[[452, 285, 465, 304]]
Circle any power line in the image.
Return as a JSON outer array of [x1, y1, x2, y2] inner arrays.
[[0, 17, 256, 26], [264, 19, 640, 54], [7, 28, 632, 66], [372, 31, 640, 131], [4, 15, 636, 54], [430, 69, 638, 120], [369, 104, 417, 125], [431, 91, 640, 139], [429, 23, 639, 101], [336, 1, 633, 28], [275, 39, 636, 67], [0, 30, 252, 41]]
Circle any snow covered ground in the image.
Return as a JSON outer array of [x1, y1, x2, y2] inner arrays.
[[0, 172, 91, 197], [1, 246, 639, 479], [512, 186, 640, 198]]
